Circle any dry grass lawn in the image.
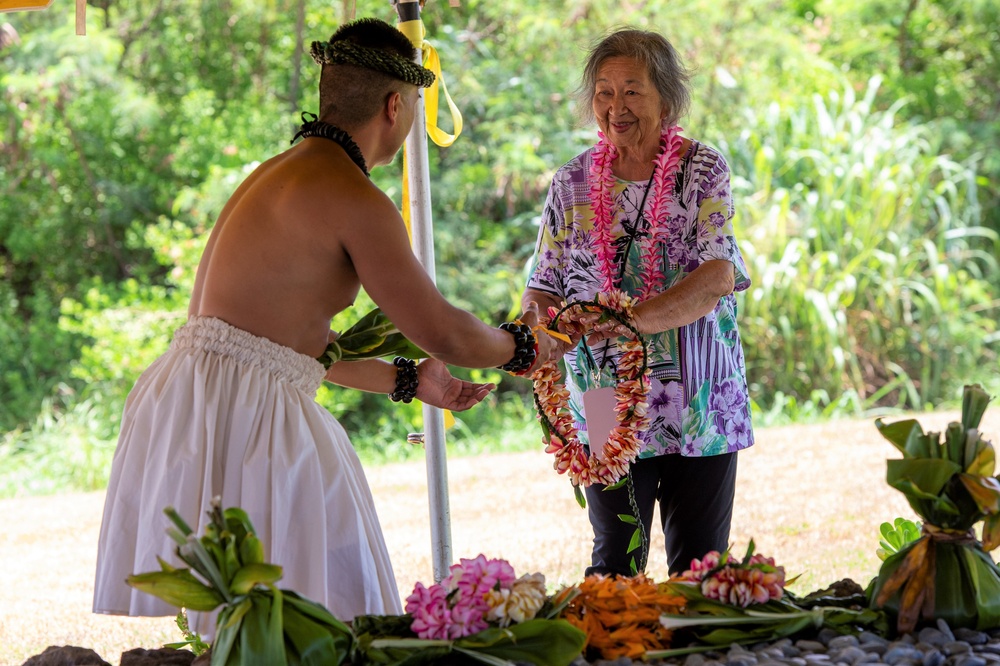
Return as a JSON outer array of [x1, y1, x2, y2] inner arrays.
[[2, 408, 999, 666]]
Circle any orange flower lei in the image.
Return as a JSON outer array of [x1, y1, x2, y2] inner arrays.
[[531, 289, 651, 488], [557, 574, 686, 660]]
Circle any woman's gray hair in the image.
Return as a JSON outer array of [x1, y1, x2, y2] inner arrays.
[[577, 28, 691, 128]]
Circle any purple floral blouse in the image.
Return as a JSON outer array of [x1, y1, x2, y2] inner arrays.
[[526, 140, 754, 457]]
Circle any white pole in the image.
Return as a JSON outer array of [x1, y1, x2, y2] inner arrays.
[[393, 0, 453, 583]]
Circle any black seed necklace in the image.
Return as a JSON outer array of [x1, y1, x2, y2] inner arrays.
[[291, 112, 369, 177]]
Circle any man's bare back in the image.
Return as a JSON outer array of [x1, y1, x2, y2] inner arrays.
[[189, 140, 394, 359]]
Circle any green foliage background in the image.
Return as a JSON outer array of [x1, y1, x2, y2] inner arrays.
[[1, 0, 997, 496]]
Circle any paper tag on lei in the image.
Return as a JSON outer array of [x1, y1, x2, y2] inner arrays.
[[583, 386, 617, 461]]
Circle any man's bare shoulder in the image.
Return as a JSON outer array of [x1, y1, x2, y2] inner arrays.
[[239, 143, 397, 233]]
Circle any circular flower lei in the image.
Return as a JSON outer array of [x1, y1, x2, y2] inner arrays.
[[531, 289, 651, 488], [590, 125, 684, 299]]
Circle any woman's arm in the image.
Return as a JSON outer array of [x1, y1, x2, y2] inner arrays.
[[580, 260, 735, 342], [630, 259, 735, 334]]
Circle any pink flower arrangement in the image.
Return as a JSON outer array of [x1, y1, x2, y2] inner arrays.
[[404, 555, 547, 640], [676, 542, 786, 608]]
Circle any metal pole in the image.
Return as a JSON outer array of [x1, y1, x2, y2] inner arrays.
[[393, 0, 453, 583]]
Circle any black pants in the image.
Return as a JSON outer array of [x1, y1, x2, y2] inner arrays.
[[583, 452, 738, 576]]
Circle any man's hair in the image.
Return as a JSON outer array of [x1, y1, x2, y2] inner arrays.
[[576, 28, 691, 128], [313, 18, 434, 128]]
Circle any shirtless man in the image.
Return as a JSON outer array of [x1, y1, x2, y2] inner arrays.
[[93, 18, 554, 629]]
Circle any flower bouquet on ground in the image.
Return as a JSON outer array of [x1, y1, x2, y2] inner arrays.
[[868, 384, 1000, 634], [557, 573, 686, 661], [650, 541, 887, 659], [354, 554, 585, 665]]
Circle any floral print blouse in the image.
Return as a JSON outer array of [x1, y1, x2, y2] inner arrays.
[[526, 140, 754, 458]]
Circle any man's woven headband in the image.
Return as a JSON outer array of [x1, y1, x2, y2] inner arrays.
[[310, 39, 436, 88]]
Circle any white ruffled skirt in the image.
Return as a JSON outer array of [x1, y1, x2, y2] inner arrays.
[[93, 316, 401, 632]]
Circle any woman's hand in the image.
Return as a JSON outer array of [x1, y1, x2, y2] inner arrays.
[[415, 358, 495, 411], [573, 311, 638, 345], [521, 300, 576, 368]]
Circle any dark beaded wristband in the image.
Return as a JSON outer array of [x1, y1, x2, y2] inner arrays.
[[497, 320, 537, 375], [388, 356, 419, 403]]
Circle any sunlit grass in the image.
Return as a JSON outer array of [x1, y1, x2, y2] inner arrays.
[[718, 77, 999, 415]]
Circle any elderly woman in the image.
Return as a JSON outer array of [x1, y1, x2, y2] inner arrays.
[[521, 28, 754, 575]]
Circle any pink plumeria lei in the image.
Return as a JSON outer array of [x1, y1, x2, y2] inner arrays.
[[531, 289, 651, 488], [676, 541, 786, 608], [589, 125, 684, 300], [404, 555, 547, 640]]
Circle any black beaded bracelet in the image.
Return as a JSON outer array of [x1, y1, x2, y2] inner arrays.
[[497, 320, 537, 375], [388, 356, 419, 403]]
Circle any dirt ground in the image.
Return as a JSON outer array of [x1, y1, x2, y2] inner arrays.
[[2, 408, 998, 666]]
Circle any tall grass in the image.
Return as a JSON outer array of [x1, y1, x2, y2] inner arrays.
[[0, 396, 117, 497], [721, 77, 1000, 414]]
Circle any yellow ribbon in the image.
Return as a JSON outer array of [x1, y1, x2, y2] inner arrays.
[[397, 15, 461, 430], [397, 17, 464, 240]]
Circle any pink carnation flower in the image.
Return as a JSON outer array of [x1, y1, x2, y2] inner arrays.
[[406, 556, 522, 640], [405, 582, 452, 640], [680, 550, 726, 582], [701, 566, 780, 607], [448, 596, 490, 637], [684, 547, 786, 608]]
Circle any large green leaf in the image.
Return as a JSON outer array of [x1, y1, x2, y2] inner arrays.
[[455, 619, 586, 666], [876, 419, 925, 457], [239, 591, 287, 666], [282, 590, 355, 638], [229, 563, 284, 595], [360, 637, 453, 665], [322, 308, 428, 368], [946, 423, 967, 466], [125, 569, 223, 612], [961, 385, 991, 432], [933, 543, 979, 630], [966, 547, 1000, 630], [361, 620, 585, 666], [886, 458, 961, 497], [211, 605, 241, 666], [281, 604, 352, 666], [658, 596, 885, 653]]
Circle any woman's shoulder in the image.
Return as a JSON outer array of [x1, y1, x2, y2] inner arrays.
[[684, 139, 730, 170], [681, 139, 732, 194], [557, 146, 597, 174], [549, 146, 597, 189]]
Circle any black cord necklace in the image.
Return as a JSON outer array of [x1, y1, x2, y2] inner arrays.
[[291, 112, 369, 177]]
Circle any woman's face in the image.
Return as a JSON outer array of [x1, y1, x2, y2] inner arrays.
[[592, 56, 667, 155]]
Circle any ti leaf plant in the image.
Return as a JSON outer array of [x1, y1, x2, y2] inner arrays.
[[127, 500, 355, 666], [869, 384, 1000, 633], [319, 307, 426, 369]]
